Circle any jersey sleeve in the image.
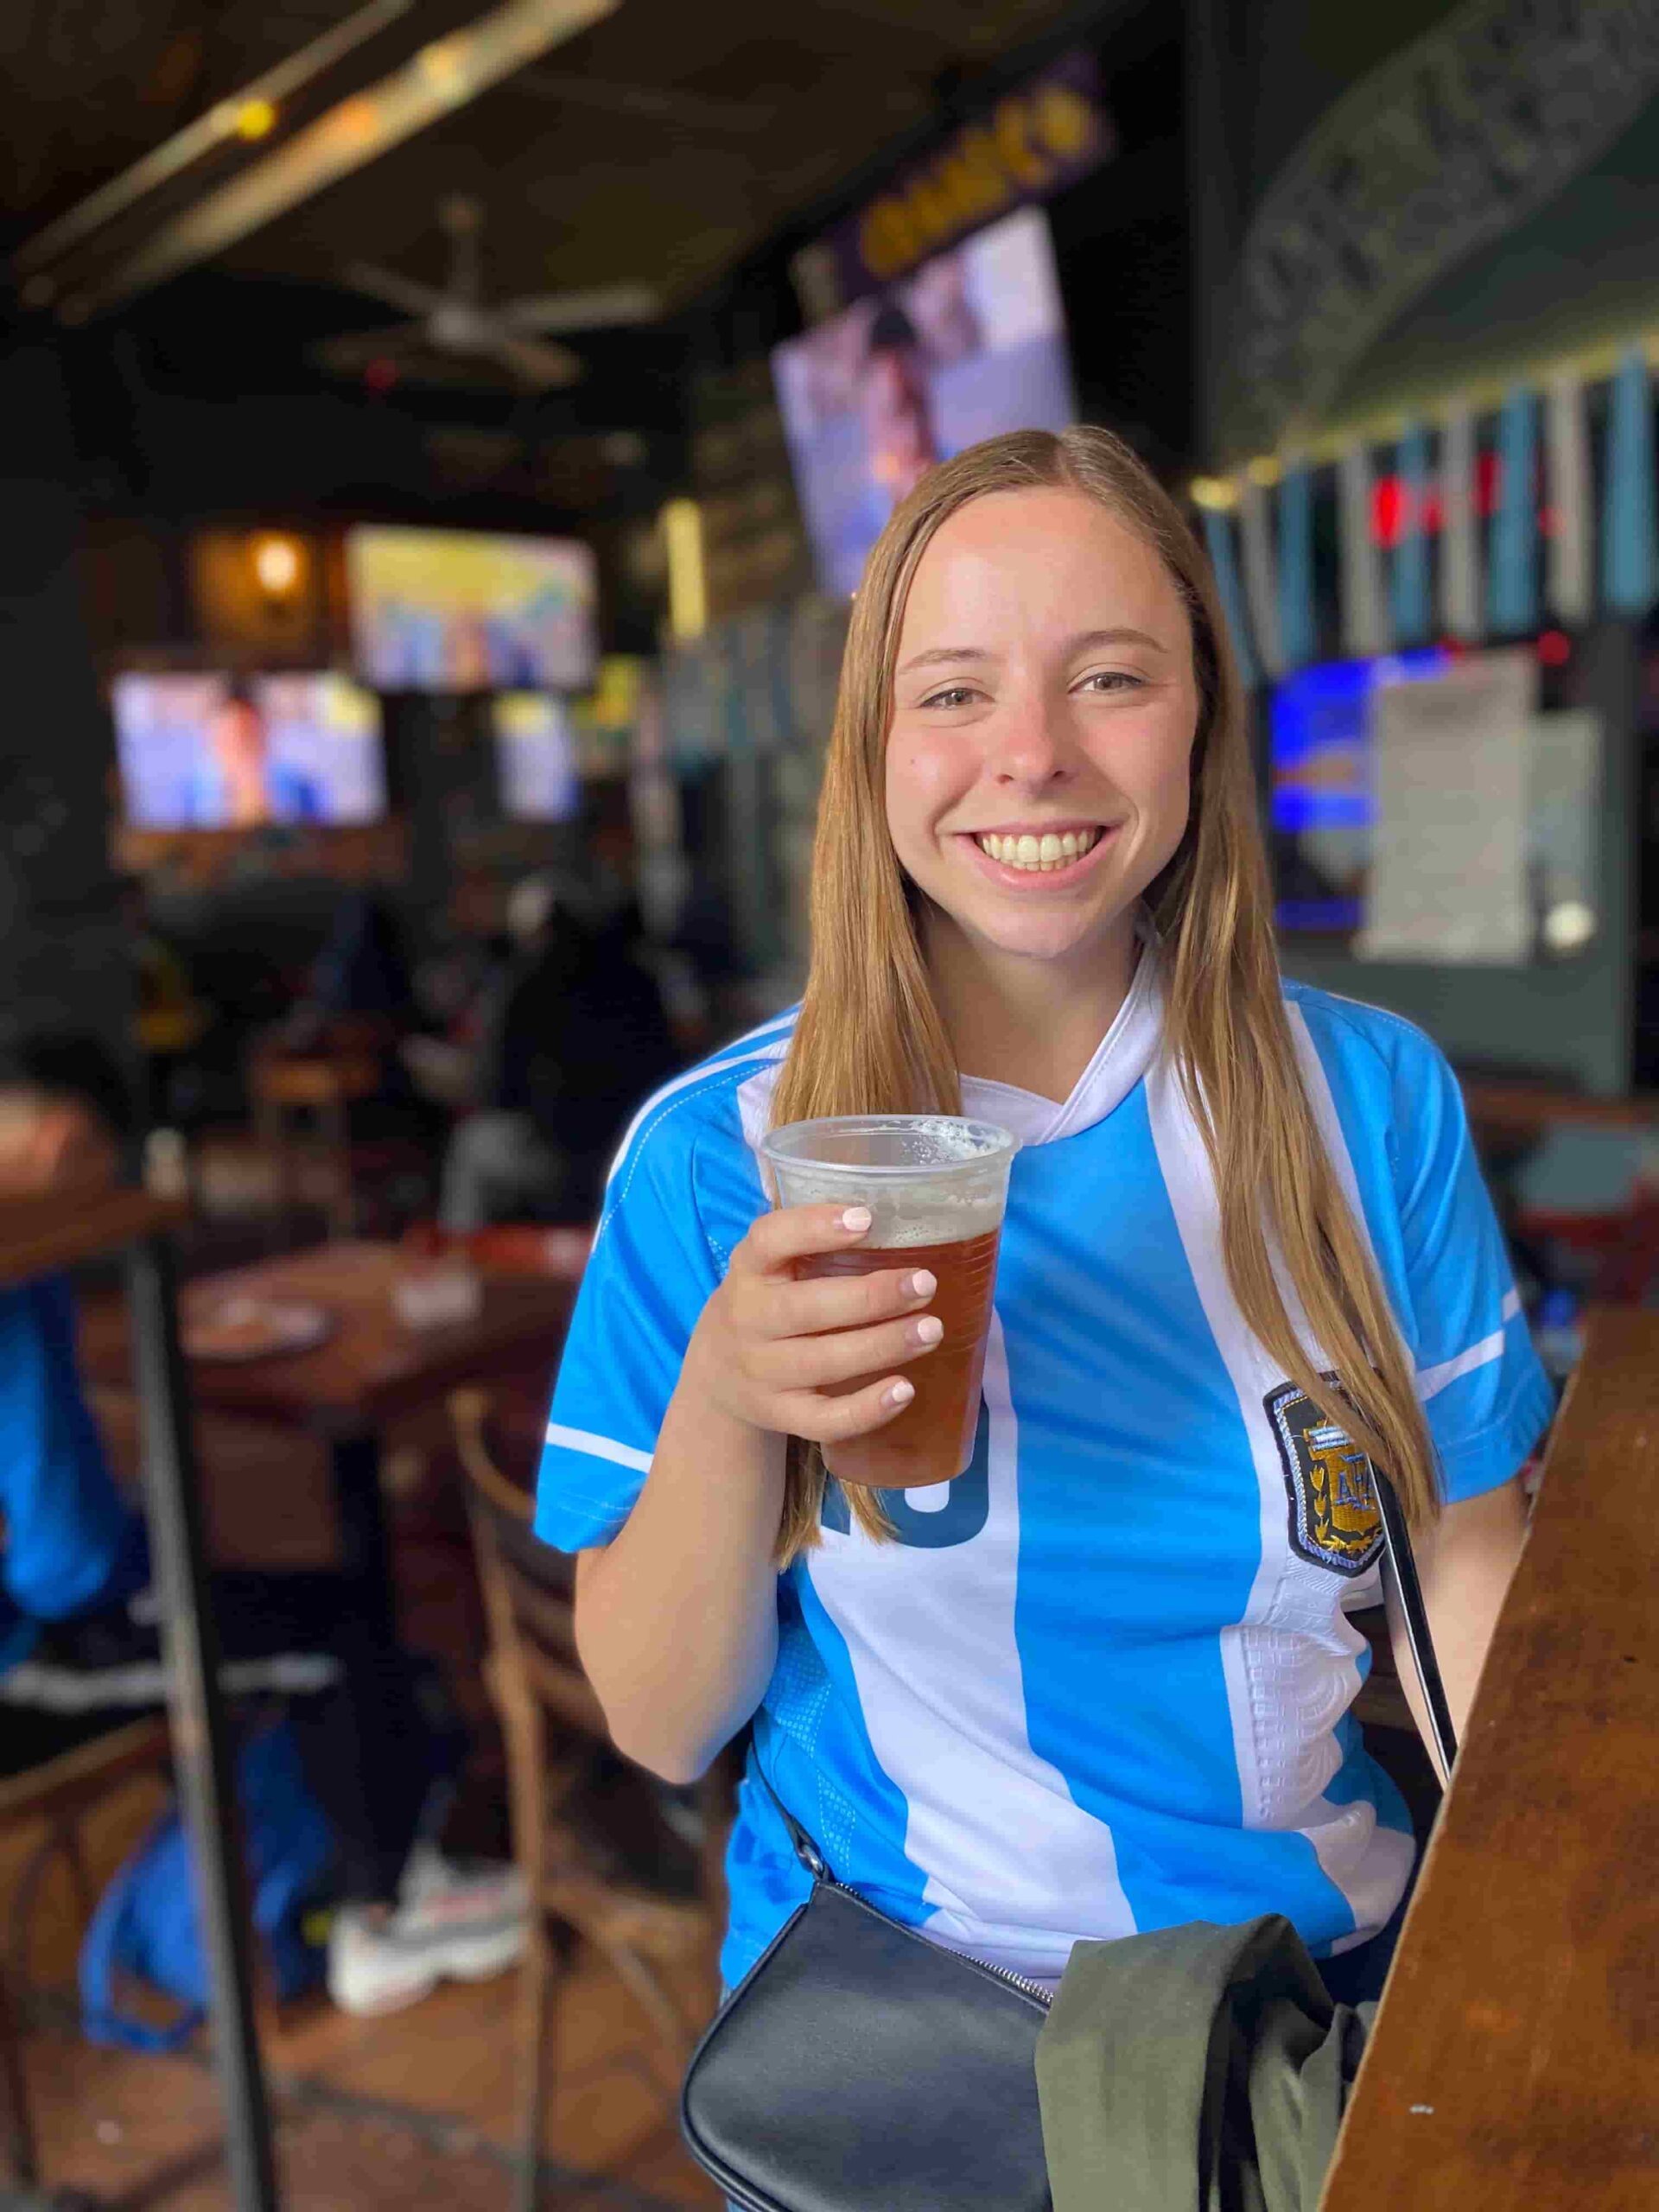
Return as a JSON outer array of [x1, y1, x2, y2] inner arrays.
[[1389, 1031, 1556, 1505], [534, 1109, 722, 1553]]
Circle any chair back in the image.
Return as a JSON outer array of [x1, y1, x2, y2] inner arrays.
[[450, 1389, 607, 1738]]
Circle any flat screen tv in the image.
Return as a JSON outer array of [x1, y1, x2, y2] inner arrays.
[[493, 692, 581, 822], [772, 204, 1077, 599], [346, 526, 597, 692], [112, 671, 385, 830]]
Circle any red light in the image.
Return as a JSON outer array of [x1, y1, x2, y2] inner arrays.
[[365, 355, 398, 394], [1537, 629, 1572, 667], [1370, 476, 1406, 548]]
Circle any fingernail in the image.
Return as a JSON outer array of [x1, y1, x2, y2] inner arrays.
[[903, 1270, 937, 1300], [884, 1378, 915, 1408], [909, 1315, 944, 1346], [840, 1206, 873, 1233]]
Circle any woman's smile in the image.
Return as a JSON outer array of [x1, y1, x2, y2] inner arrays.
[[956, 821, 1117, 884]]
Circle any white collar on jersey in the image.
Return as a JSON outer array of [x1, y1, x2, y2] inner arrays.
[[957, 921, 1164, 1147]]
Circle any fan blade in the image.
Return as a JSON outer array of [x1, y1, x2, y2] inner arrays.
[[493, 328, 583, 389], [503, 283, 659, 334], [344, 260, 451, 320]]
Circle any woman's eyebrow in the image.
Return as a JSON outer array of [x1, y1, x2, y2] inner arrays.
[[897, 627, 1170, 677], [1067, 626, 1169, 656], [896, 645, 995, 675]]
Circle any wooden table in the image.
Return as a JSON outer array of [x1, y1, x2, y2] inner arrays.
[[1322, 1308, 1659, 2211], [1459, 1077, 1659, 1141], [82, 1240, 580, 1650]]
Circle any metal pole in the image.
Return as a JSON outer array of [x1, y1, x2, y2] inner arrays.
[[124, 1235, 280, 2212]]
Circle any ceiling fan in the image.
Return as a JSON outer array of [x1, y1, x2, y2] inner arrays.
[[311, 193, 659, 392]]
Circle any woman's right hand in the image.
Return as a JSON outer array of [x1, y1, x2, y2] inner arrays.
[[685, 1203, 942, 1445]]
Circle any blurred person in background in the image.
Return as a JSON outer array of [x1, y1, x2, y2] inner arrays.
[[0, 1032, 528, 2013], [283, 887, 419, 1053], [863, 298, 939, 508], [440, 870, 680, 1231]]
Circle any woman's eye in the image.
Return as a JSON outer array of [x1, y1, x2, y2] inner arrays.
[[919, 684, 979, 710], [1077, 670, 1143, 696]]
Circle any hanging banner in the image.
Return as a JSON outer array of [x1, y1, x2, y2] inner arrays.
[[1545, 369, 1592, 627], [790, 50, 1114, 321], [1389, 423, 1433, 648], [1238, 477, 1284, 677], [1439, 399, 1481, 641], [1358, 647, 1535, 965], [1603, 345, 1658, 618], [1338, 442, 1388, 658], [1276, 461, 1316, 671], [1200, 507, 1258, 690], [1487, 385, 1540, 637]]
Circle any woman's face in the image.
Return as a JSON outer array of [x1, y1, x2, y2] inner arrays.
[[885, 487, 1199, 971]]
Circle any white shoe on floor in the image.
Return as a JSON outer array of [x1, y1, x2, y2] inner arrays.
[[327, 1846, 531, 2016]]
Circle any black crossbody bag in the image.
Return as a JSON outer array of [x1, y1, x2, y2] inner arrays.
[[679, 1474, 1453, 2212]]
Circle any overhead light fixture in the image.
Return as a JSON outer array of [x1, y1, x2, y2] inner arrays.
[[251, 533, 303, 602], [68, 0, 620, 315], [663, 500, 708, 642], [232, 99, 280, 142]]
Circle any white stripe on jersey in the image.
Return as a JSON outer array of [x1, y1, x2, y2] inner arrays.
[[543, 1422, 653, 1476], [1415, 1289, 1523, 1403], [803, 1311, 1135, 1978], [1145, 1041, 1406, 1942]]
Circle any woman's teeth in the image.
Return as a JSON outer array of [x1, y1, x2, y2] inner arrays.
[[974, 827, 1102, 873]]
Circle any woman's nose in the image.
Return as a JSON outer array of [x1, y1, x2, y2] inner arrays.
[[989, 701, 1071, 788]]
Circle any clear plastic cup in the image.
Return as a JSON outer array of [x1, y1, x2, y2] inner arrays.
[[759, 1116, 1019, 1489]]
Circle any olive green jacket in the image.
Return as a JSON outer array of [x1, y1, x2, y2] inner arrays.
[[1035, 1916, 1376, 2212]]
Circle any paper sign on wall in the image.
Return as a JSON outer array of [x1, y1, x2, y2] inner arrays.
[[1357, 648, 1535, 965]]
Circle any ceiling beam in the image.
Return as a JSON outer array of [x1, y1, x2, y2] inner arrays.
[[14, 0, 416, 287], [61, 0, 621, 319]]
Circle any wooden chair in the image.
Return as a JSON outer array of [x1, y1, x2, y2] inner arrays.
[[449, 1389, 726, 2212], [0, 1715, 172, 2193]]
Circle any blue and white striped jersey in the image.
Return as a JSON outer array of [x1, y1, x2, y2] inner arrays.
[[536, 960, 1554, 1993]]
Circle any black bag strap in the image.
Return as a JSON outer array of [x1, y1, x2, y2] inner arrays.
[[1375, 1470, 1457, 1776], [753, 1758, 832, 1882], [755, 1468, 1455, 1878]]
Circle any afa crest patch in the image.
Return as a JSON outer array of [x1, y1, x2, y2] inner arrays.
[[1265, 1377, 1383, 1579]]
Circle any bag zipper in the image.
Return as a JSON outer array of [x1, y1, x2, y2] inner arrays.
[[806, 1848, 1053, 2010], [961, 1952, 1053, 2007], [787, 1804, 1052, 2017]]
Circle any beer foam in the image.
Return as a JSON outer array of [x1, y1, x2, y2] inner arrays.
[[762, 1115, 1017, 1248]]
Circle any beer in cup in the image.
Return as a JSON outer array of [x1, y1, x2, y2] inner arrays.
[[759, 1116, 1018, 1489]]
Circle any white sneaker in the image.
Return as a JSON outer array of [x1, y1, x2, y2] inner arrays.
[[327, 1847, 531, 2016]]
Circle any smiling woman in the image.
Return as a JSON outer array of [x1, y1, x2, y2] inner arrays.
[[537, 424, 1551, 2041]]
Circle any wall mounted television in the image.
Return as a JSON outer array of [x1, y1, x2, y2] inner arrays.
[[771, 204, 1077, 599], [346, 526, 597, 693], [493, 692, 581, 823], [112, 671, 386, 830]]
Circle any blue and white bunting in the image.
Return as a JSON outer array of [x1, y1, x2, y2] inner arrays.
[[1602, 346, 1658, 619], [1276, 460, 1317, 670], [1545, 368, 1592, 628]]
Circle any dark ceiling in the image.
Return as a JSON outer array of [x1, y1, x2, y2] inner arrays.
[[5, 0, 1088, 331]]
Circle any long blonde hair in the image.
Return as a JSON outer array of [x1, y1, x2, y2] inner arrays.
[[771, 425, 1438, 1563]]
